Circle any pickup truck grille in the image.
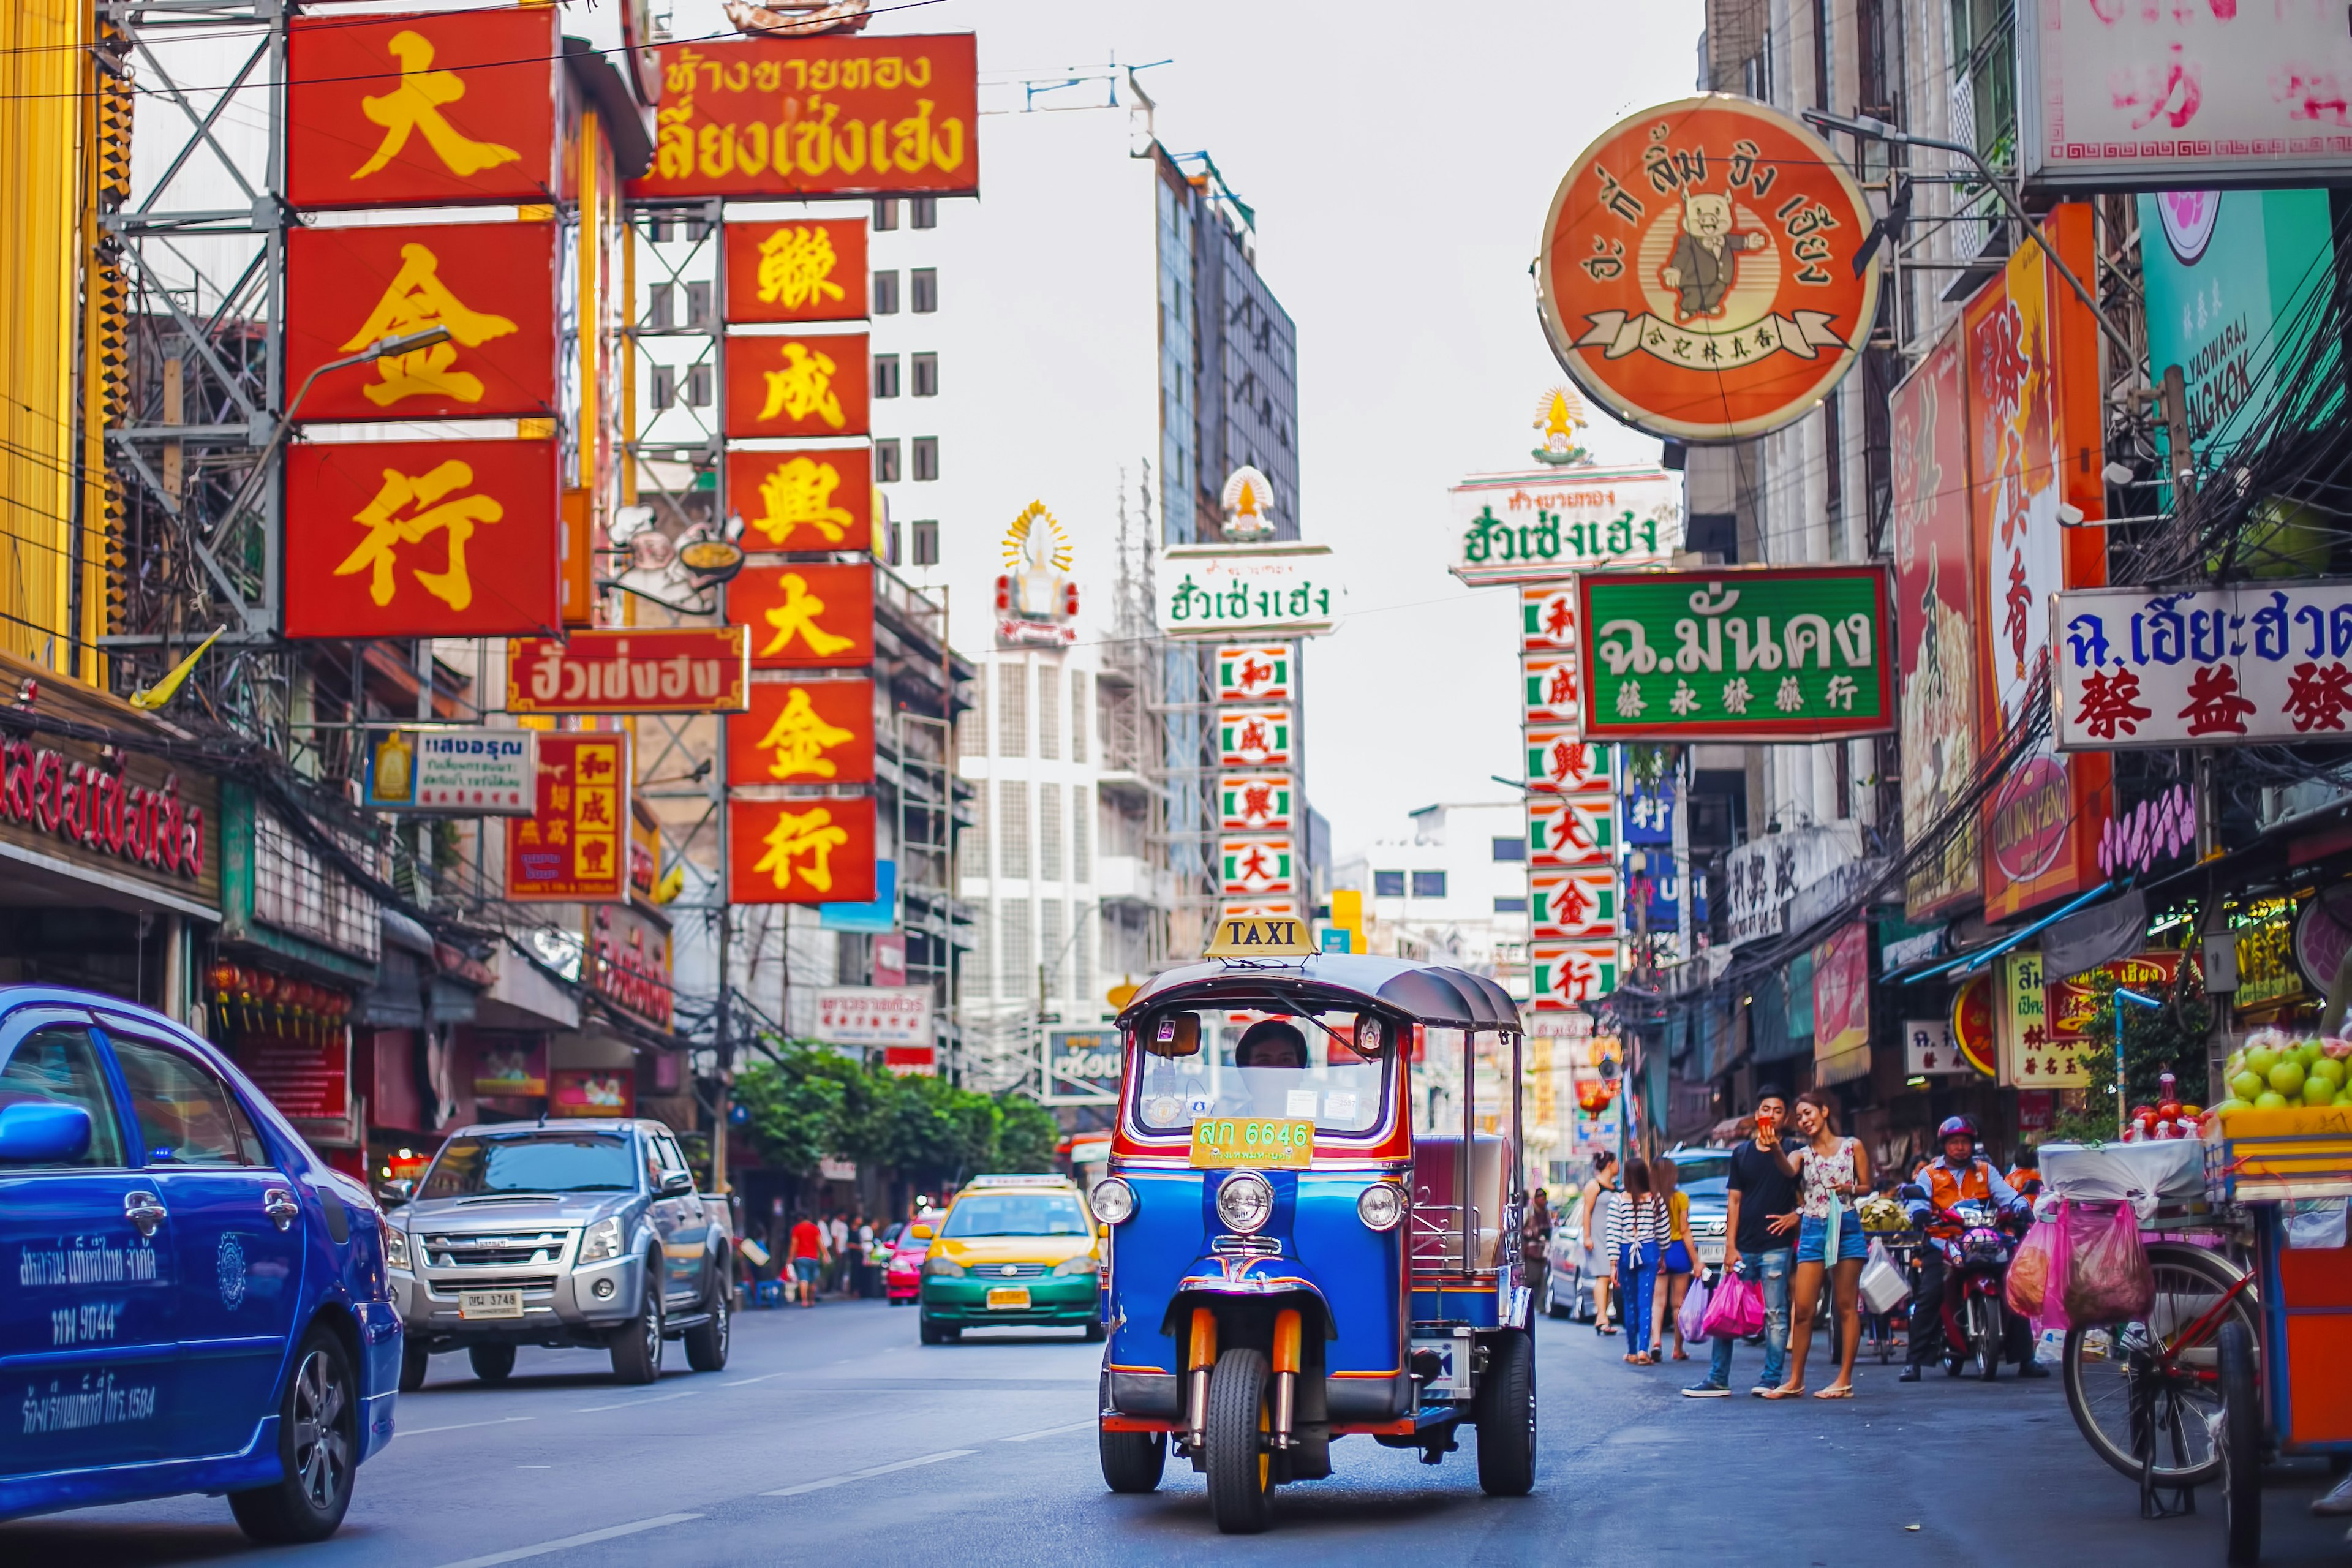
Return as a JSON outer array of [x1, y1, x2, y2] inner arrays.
[[422, 1231, 573, 1267]]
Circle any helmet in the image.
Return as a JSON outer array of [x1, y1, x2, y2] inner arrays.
[[1937, 1115, 1978, 1145]]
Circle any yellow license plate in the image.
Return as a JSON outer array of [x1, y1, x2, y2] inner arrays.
[[1190, 1116, 1314, 1169], [986, 1286, 1030, 1310]]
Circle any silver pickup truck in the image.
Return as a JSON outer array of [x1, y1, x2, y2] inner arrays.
[[385, 1118, 733, 1387]]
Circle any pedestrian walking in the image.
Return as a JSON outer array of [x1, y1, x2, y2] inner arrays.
[[1523, 1187, 1553, 1308], [1686, 1090, 1803, 1398], [1765, 1090, 1871, 1400], [855, 1215, 878, 1298], [827, 1212, 851, 1295], [1579, 1152, 1621, 1334], [1650, 1155, 1697, 1362], [788, 1211, 827, 1308], [1608, 1156, 1663, 1365]]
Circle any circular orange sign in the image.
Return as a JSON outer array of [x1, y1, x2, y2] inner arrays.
[[1950, 974, 1998, 1079], [1536, 94, 1881, 443]]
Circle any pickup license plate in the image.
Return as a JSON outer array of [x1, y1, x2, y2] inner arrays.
[[1189, 1117, 1313, 1169], [460, 1289, 524, 1320], [986, 1286, 1031, 1310]]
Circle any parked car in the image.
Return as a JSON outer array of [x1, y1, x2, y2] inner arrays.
[[1662, 1147, 1733, 1273], [0, 988, 400, 1542], [1540, 1192, 1600, 1321], [386, 1119, 732, 1386], [884, 1218, 930, 1305]]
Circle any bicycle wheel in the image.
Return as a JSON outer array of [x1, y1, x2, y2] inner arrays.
[[2063, 1240, 2258, 1489]]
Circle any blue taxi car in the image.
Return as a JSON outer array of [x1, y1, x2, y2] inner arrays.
[[0, 987, 400, 1540]]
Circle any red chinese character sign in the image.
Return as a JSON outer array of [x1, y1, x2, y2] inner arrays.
[[728, 448, 873, 553], [628, 36, 979, 200], [724, 333, 870, 439], [1219, 774, 1294, 833], [729, 562, 875, 669], [1525, 729, 1611, 794], [287, 9, 559, 209], [725, 219, 868, 323], [285, 224, 557, 421], [1532, 941, 1618, 1011], [506, 733, 631, 903], [1535, 95, 1882, 443], [285, 439, 559, 638], [728, 679, 875, 786], [1216, 646, 1293, 703], [728, 797, 877, 904]]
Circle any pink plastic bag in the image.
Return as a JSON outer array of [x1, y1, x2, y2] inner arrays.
[[2061, 1200, 2155, 1327], [1676, 1275, 1713, 1344], [1699, 1268, 1765, 1340], [2005, 1218, 2057, 1321]]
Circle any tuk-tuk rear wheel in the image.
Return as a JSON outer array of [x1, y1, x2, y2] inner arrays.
[[1474, 1329, 1536, 1497], [1206, 1347, 1275, 1534]]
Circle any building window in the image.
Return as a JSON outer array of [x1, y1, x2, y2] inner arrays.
[[957, 681, 986, 757], [970, 897, 992, 998], [684, 363, 712, 407], [911, 196, 937, 228], [997, 779, 1030, 876], [1494, 896, 1528, 914], [1040, 783, 1063, 880], [1373, 870, 1406, 899], [872, 270, 899, 314], [1000, 900, 1030, 995], [997, 662, 1027, 758], [1041, 899, 1063, 994], [644, 282, 674, 329], [873, 354, 900, 399], [885, 521, 901, 566], [649, 364, 675, 410], [911, 352, 938, 397], [960, 784, 988, 872], [910, 268, 937, 312], [684, 281, 712, 326], [873, 439, 902, 483], [873, 197, 899, 230], [1072, 785, 1091, 881], [1071, 673, 1088, 763], [1492, 837, 1526, 862], [1073, 906, 1093, 1004], [912, 519, 938, 566], [1038, 666, 1060, 760], [912, 437, 938, 481], [1411, 870, 1447, 899]]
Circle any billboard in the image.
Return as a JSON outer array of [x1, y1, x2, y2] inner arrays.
[[505, 733, 631, 903], [729, 447, 875, 554], [1158, 543, 1339, 639], [728, 678, 876, 785], [2054, 581, 2352, 748], [724, 219, 869, 323], [728, 796, 878, 904], [506, 628, 750, 715], [814, 986, 931, 1047], [723, 332, 870, 440], [363, 728, 535, 814], [729, 562, 875, 669], [1450, 464, 1683, 586], [1045, 1029, 1123, 1104]]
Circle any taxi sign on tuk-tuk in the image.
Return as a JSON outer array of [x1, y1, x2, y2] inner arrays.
[[1204, 916, 1316, 957], [1190, 1115, 1315, 1169]]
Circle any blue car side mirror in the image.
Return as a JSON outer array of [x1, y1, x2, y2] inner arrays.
[[0, 1102, 92, 1163]]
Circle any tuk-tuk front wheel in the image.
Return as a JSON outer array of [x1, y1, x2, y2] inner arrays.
[[1474, 1328, 1536, 1497], [1206, 1347, 1275, 1534]]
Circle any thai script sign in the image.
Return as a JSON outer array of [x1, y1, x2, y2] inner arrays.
[[363, 727, 535, 814], [1156, 543, 1338, 639], [728, 796, 878, 905], [1576, 565, 1894, 741], [0, 740, 208, 886], [506, 628, 751, 714], [2019, 0, 2352, 191], [2054, 581, 2352, 748], [815, 987, 930, 1047], [627, 34, 979, 200], [724, 218, 869, 323], [1536, 96, 1880, 443], [504, 733, 630, 903], [728, 679, 875, 787], [586, 903, 674, 1029], [1449, 465, 1683, 586], [1997, 949, 2086, 1088], [1045, 1029, 1121, 1104], [1904, 1019, 1973, 1078]]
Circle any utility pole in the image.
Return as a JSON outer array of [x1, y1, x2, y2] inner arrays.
[[712, 903, 732, 1195], [2163, 364, 2219, 866]]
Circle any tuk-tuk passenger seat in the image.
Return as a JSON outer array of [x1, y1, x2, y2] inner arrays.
[[1408, 1134, 1505, 1270]]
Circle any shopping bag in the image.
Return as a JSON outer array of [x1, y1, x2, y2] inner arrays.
[[1860, 1238, 1911, 1316], [2005, 1218, 2057, 1320], [2040, 1201, 2077, 1333], [2060, 1200, 2154, 1327], [1676, 1274, 1713, 1343], [1699, 1268, 1765, 1340]]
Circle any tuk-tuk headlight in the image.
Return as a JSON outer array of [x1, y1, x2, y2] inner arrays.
[[1089, 1178, 1136, 1226], [1356, 1183, 1404, 1232], [1216, 1171, 1275, 1234]]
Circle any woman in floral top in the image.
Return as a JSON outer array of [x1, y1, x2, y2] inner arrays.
[[1762, 1090, 1871, 1399]]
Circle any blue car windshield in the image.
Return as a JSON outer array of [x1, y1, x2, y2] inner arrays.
[[941, 1194, 1089, 1238], [420, 1133, 636, 1197]]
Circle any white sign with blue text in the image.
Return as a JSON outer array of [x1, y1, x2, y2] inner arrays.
[[2053, 582, 2352, 750]]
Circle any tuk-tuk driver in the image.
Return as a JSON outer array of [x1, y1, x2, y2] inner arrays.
[[1223, 1019, 1312, 1117]]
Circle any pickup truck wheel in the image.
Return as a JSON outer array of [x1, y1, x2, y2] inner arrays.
[[399, 1340, 429, 1392], [685, 1272, 731, 1371], [228, 1327, 357, 1544], [468, 1343, 516, 1383], [609, 1270, 664, 1384]]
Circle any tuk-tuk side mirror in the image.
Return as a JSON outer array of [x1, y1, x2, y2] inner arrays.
[[1146, 1011, 1201, 1058], [910, 1223, 935, 1240]]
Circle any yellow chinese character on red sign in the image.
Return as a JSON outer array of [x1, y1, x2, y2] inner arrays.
[[758, 341, 846, 428], [758, 571, 858, 659], [341, 242, 518, 407], [756, 226, 845, 312], [748, 456, 853, 546], [334, 458, 502, 610], [754, 804, 848, 894], [757, 688, 855, 779], [353, 31, 521, 181]]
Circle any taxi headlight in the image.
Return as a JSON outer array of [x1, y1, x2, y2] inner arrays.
[[1216, 1171, 1275, 1235], [1052, 1254, 1100, 1276], [579, 1216, 623, 1264], [924, 1256, 967, 1278], [1088, 1178, 1136, 1226], [1356, 1183, 1404, 1232], [383, 1224, 411, 1271]]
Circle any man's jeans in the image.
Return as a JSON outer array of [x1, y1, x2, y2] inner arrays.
[[1707, 1248, 1793, 1388]]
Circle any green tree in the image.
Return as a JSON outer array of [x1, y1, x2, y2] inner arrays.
[[2052, 965, 2212, 1145], [992, 1091, 1061, 1171]]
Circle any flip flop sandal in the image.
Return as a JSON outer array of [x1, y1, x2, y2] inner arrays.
[[1672, 1351, 1690, 1361], [1759, 1385, 1807, 1400], [1814, 1385, 1855, 1399]]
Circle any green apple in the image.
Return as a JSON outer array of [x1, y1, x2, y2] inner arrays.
[[2271, 1060, 2308, 1098], [2231, 1069, 2266, 1102], [2256, 1090, 2290, 1109], [2304, 1079, 2339, 1107], [2212, 1098, 2252, 1117], [2246, 1046, 2282, 1079], [2310, 1058, 2347, 1091]]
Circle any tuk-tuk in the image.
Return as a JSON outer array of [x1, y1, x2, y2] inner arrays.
[[1088, 921, 1536, 1532]]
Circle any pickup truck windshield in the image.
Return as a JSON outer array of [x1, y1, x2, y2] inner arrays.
[[420, 1133, 636, 1197], [941, 1194, 1089, 1238]]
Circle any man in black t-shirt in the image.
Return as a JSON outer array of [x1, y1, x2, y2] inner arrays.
[[1685, 1091, 1801, 1398]]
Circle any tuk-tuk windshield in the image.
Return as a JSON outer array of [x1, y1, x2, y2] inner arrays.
[[1131, 1008, 1390, 1136]]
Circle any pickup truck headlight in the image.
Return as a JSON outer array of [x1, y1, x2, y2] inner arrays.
[[383, 1224, 411, 1272], [579, 1217, 624, 1264], [924, 1256, 966, 1278], [1052, 1254, 1099, 1276]]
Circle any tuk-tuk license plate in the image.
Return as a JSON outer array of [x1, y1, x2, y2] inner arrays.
[[460, 1289, 524, 1321], [986, 1286, 1031, 1310], [1190, 1117, 1314, 1169]]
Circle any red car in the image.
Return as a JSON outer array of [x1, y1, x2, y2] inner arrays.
[[884, 1218, 936, 1305]]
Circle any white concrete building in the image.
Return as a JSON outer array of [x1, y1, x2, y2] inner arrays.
[[1336, 801, 1531, 997]]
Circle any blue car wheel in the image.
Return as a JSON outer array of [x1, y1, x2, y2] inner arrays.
[[227, 1325, 358, 1544]]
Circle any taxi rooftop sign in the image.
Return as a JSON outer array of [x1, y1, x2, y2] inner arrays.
[[1205, 916, 1318, 959]]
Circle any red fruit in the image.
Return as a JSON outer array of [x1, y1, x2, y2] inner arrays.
[[2157, 1101, 2182, 1121]]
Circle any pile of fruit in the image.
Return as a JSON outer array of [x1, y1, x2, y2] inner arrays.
[[2212, 1029, 2351, 1118], [2122, 1070, 2203, 1140]]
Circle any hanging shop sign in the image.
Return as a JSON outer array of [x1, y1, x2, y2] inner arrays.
[[0, 736, 214, 900], [505, 732, 631, 903], [1621, 778, 1674, 846], [1523, 730, 1613, 794], [549, 1066, 635, 1120], [1219, 837, 1298, 897], [1529, 793, 1613, 865], [1219, 774, 1294, 834], [625, 34, 979, 200], [584, 902, 674, 1029], [472, 1035, 547, 1097], [287, 7, 560, 209], [2296, 886, 2352, 999], [284, 223, 557, 423], [723, 331, 870, 440], [1812, 922, 1872, 1085], [1997, 949, 2087, 1088], [2018, 0, 2352, 192], [1216, 645, 1292, 704], [1949, 974, 1998, 1078], [1156, 543, 1338, 639], [1450, 464, 1683, 586], [2235, 897, 2304, 1011], [1217, 707, 1293, 769], [730, 447, 875, 554], [2045, 950, 2186, 1045], [2099, 782, 2198, 882], [1722, 821, 1862, 947], [363, 727, 535, 814], [814, 986, 930, 1048], [1904, 1019, 1973, 1078], [1045, 1029, 1122, 1104], [1890, 320, 1983, 921], [995, 502, 1078, 649], [506, 627, 750, 715], [2054, 581, 2352, 748], [1531, 940, 1618, 1012], [728, 796, 878, 904], [1534, 94, 1882, 443], [1532, 867, 1617, 941], [1521, 583, 1578, 652], [284, 438, 560, 639], [727, 678, 875, 786], [723, 218, 869, 323], [1575, 565, 1894, 741], [729, 561, 875, 669], [1522, 652, 1583, 729]]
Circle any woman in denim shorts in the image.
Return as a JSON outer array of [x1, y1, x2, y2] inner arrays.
[[1762, 1090, 1871, 1400]]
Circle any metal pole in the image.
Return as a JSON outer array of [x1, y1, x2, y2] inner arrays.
[[2113, 988, 2163, 1140], [713, 903, 732, 1195]]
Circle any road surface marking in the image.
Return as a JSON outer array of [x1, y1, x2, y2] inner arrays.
[[574, 1389, 699, 1413], [395, 1415, 537, 1439], [999, 1419, 1095, 1442], [720, 1372, 786, 1387], [764, 1448, 977, 1496], [431, 1513, 704, 1568]]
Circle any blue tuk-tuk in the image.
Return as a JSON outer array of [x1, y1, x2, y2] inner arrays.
[[1087, 935, 1536, 1532]]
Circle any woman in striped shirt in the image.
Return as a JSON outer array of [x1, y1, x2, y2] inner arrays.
[[1608, 1156, 1664, 1364]]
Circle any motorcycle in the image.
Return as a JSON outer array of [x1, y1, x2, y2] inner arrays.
[[1934, 1199, 2022, 1381]]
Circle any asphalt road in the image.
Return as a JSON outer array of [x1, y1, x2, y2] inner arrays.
[[9, 1299, 2349, 1566]]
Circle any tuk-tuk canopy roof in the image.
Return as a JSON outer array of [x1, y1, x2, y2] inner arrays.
[[1114, 954, 1524, 1033]]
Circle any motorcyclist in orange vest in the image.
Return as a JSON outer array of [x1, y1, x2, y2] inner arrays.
[[1899, 1116, 2042, 1381]]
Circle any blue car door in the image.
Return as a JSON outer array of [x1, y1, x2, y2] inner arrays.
[[104, 1028, 308, 1464], [0, 1007, 177, 1477]]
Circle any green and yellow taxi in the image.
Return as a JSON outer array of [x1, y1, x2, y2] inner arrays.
[[916, 1174, 1104, 1343]]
